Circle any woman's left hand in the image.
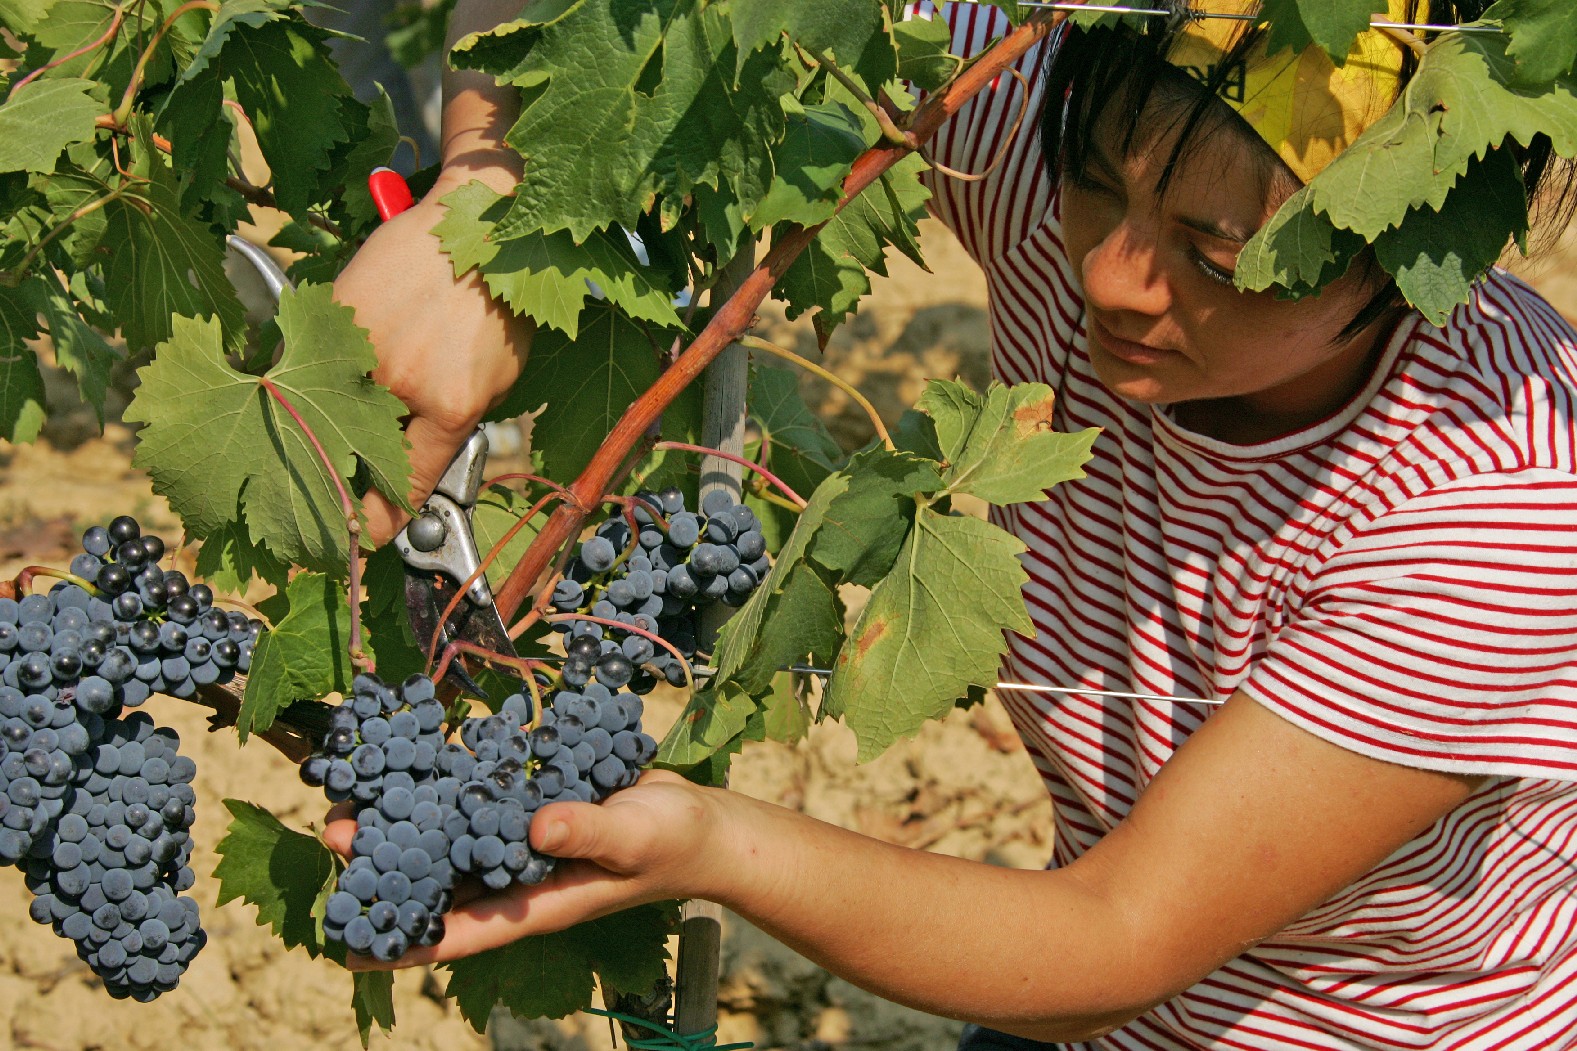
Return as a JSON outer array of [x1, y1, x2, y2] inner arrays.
[[321, 770, 722, 969]]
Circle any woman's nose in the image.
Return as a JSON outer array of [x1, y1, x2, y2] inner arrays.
[[1080, 220, 1171, 318]]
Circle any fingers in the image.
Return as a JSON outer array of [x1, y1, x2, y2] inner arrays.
[[324, 802, 356, 857], [360, 411, 481, 548]]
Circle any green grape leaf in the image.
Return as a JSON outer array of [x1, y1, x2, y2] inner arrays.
[[750, 99, 867, 231], [822, 510, 1033, 761], [0, 79, 103, 174], [443, 904, 675, 1027], [1235, 184, 1367, 295], [434, 181, 682, 338], [711, 470, 849, 685], [1308, 29, 1577, 241], [760, 671, 813, 745], [353, 973, 397, 1046], [453, 0, 791, 242], [744, 364, 843, 549], [509, 300, 672, 482], [19, 1, 146, 88], [102, 126, 247, 352], [358, 543, 427, 686], [179, 0, 299, 83], [1487, 0, 1577, 86], [807, 447, 944, 587], [320, 87, 401, 236], [0, 280, 47, 443], [221, 18, 354, 217], [655, 680, 762, 770], [775, 152, 930, 336], [193, 511, 292, 592], [33, 275, 116, 423], [973, 0, 1023, 24], [718, 562, 843, 700], [918, 379, 1098, 505], [125, 283, 412, 574], [212, 799, 336, 956], [731, 0, 885, 71], [1257, 0, 1384, 62], [893, 13, 960, 92], [237, 572, 354, 741], [0, 0, 57, 34], [1373, 148, 1529, 325]]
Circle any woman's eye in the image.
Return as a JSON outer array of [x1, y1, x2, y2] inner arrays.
[[1193, 250, 1236, 287]]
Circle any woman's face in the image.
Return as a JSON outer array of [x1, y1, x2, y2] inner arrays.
[[1059, 92, 1399, 444]]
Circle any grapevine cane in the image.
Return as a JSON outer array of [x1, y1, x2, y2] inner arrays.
[[491, 4, 1067, 624]]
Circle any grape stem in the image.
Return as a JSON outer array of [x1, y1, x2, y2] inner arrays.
[[652, 441, 808, 510], [796, 44, 911, 148], [255, 376, 372, 672], [6, 3, 127, 98], [737, 333, 895, 452], [15, 566, 98, 594], [111, 0, 219, 127], [0, 182, 135, 287], [430, 639, 549, 695], [422, 491, 564, 672], [490, 7, 1065, 623], [90, 116, 347, 240]]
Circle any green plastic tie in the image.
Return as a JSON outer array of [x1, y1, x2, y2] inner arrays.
[[584, 1007, 755, 1051]]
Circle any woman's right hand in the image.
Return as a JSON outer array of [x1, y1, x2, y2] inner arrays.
[[334, 163, 534, 550]]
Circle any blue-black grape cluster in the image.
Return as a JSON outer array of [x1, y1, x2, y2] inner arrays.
[[301, 674, 658, 962], [70, 516, 260, 703], [0, 516, 252, 1000], [549, 487, 770, 689], [22, 712, 204, 1000]]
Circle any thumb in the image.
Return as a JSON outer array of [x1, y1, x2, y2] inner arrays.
[[530, 800, 615, 862]]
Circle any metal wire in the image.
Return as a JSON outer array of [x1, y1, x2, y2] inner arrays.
[[781, 666, 1223, 706], [976, 1, 1504, 33]]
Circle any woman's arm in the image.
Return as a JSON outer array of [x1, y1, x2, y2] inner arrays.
[[329, 694, 1481, 1042], [339, 0, 531, 548]]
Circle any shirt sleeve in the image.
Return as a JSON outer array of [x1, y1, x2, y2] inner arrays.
[[1239, 469, 1577, 781], [906, 2, 1059, 265]]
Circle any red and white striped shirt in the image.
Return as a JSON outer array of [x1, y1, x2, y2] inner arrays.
[[923, 7, 1577, 1048]]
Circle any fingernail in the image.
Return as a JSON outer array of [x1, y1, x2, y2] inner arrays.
[[536, 821, 565, 852]]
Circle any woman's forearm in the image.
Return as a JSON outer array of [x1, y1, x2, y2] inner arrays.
[[697, 789, 1149, 1043], [439, 0, 526, 190]]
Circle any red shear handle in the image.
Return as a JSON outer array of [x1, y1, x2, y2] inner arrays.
[[368, 166, 415, 221]]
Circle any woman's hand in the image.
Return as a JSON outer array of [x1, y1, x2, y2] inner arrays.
[[333, 164, 533, 550], [322, 770, 724, 970]]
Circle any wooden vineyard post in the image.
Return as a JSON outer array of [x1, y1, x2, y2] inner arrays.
[[674, 246, 755, 1040]]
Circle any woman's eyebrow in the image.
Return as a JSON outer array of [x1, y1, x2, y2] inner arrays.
[[1085, 139, 1255, 244], [1178, 214, 1253, 244]]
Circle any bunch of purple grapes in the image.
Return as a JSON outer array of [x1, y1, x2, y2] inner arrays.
[[301, 674, 658, 963], [549, 487, 770, 689], [0, 517, 234, 1000]]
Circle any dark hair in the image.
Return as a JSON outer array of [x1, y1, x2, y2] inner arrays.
[[1038, 1, 1576, 339]]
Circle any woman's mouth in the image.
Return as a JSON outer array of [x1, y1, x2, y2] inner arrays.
[[1088, 316, 1177, 367]]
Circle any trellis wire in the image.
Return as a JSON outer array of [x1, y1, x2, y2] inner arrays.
[[955, 1, 1505, 33]]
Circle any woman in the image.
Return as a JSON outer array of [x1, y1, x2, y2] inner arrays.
[[333, 2, 1577, 1047]]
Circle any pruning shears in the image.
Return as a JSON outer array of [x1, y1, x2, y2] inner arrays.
[[368, 167, 520, 697]]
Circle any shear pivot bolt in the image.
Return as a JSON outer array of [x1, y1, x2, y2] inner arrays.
[[407, 511, 447, 552]]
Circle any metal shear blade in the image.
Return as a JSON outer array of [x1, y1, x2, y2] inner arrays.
[[394, 429, 520, 697]]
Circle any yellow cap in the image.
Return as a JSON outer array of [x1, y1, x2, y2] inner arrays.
[[1164, 0, 1411, 183]]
